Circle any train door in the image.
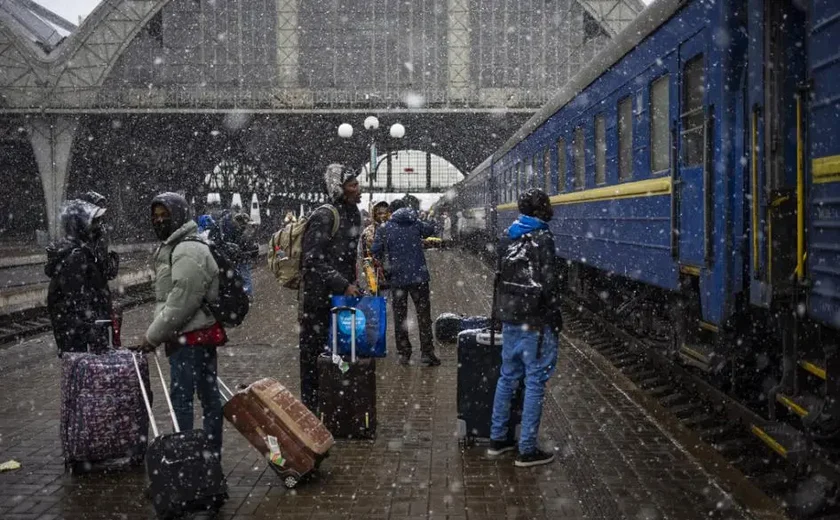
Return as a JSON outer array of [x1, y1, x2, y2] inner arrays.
[[676, 32, 708, 268], [748, 0, 808, 306]]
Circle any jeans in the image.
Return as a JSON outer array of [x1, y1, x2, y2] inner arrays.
[[238, 264, 253, 297], [299, 306, 329, 414], [168, 345, 223, 456], [491, 323, 559, 454], [391, 282, 434, 357]]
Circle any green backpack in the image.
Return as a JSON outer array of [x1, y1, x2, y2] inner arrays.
[[267, 205, 340, 289]]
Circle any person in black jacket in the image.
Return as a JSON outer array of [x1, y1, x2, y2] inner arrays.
[[298, 163, 362, 413], [372, 197, 440, 367], [45, 199, 113, 356], [487, 188, 563, 468], [232, 213, 259, 297]]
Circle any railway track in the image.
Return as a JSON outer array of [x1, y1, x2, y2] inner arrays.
[[0, 282, 155, 346], [560, 295, 840, 519]]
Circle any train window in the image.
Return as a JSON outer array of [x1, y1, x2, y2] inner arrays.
[[681, 55, 705, 167], [618, 96, 633, 180], [595, 114, 606, 185], [517, 163, 523, 197], [543, 147, 551, 193], [557, 138, 567, 192], [573, 127, 585, 189], [526, 159, 532, 190], [508, 168, 513, 202], [532, 154, 539, 189], [650, 74, 670, 173]]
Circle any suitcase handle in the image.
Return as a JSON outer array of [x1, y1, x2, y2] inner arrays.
[[151, 353, 181, 433], [216, 377, 235, 403], [330, 306, 358, 363], [94, 319, 115, 351], [132, 351, 182, 437], [131, 351, 159, 439]]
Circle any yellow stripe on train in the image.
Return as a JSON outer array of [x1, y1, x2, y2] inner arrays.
[[497, 177, 672, 211], [813, 155, 840, 184]]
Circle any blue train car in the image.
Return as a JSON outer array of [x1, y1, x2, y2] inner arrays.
[[808, 0, 840, 330], [453, 0, 840, 445], [493, 0, 746, 336]]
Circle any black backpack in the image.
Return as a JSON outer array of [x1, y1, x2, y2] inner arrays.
[[497, 232, 543, 319], [170, 237, 250, 327]]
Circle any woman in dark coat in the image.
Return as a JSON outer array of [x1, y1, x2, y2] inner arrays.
[[45, 200, 113, 356]]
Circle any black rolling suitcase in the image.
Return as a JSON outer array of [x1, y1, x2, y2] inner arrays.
[[318, 306, 377, 439], [132, 352, 227, 519], [456, 328, 522, 445]]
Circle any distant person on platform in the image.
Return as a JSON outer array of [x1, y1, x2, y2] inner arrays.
[[372, 197, 440, 367], [232, 213, 259, 298], [298, 164, 362, 413], [45, 199, 113, 356], [487, 188, 563, 468], [441, 212, 453, 243], [359, 201, 390, 295]]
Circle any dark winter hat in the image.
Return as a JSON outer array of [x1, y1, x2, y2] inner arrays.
[[389, 198, 407, 213], [518, 188, 553, 221], [233, 212, 251, 226], [150, 192, 191, 231], [403, 194, 420, 211], [324, 163, 358, 201]]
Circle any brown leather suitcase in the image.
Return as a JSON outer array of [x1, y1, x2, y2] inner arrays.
[[219, 377, 334, 488], [317, 306, 377, 439]]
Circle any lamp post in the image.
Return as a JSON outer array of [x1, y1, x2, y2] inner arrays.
[[338, 117, 405, 204]]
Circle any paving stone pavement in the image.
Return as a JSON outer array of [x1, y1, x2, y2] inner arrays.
[[0, 249, 766, 519]]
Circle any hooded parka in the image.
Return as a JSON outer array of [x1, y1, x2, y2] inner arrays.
[[145, 193, 219, 349], [45, 200, 113, 355]]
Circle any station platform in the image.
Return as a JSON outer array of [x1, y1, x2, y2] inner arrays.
[[0, 250, 781, 520]]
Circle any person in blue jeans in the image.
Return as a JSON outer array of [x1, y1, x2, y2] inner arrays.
[[139, 193, 226, 458], [487, 188, 564, 467], [168, 345, 223, 449]]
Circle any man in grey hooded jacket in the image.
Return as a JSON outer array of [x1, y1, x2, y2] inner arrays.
[[139, 192, 224, 456]]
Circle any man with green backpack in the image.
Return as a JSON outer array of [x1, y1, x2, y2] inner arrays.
[[268, 164, 362, 413]]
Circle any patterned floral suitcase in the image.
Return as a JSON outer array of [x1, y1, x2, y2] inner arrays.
[[60, 349, 150, 471]]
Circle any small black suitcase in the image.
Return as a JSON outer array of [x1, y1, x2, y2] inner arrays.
[[318, 306, 377, 439], [456, 328, 522, 445], [132, 353, 227, 519]]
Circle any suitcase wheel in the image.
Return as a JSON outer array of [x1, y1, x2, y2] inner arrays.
[[283, 476, 299, 489]]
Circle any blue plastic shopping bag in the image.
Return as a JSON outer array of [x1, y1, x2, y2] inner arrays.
[[329, 295, 387, 358]]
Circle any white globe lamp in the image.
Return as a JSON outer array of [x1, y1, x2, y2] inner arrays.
[[338, 123, 353, 139], [364, 116, 380, 131], [390, 123, 406, 139]]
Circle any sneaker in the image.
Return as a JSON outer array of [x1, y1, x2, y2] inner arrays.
[[486, 439, 516, 457], [515, 448, 555, 468], [420, 352, 441, 367], [398, 354, 411, 366]]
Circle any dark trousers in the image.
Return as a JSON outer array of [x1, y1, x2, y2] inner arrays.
[[392, 282, 434, 357], [168, 345, 223, 456], [299, 306, 329, 414]]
